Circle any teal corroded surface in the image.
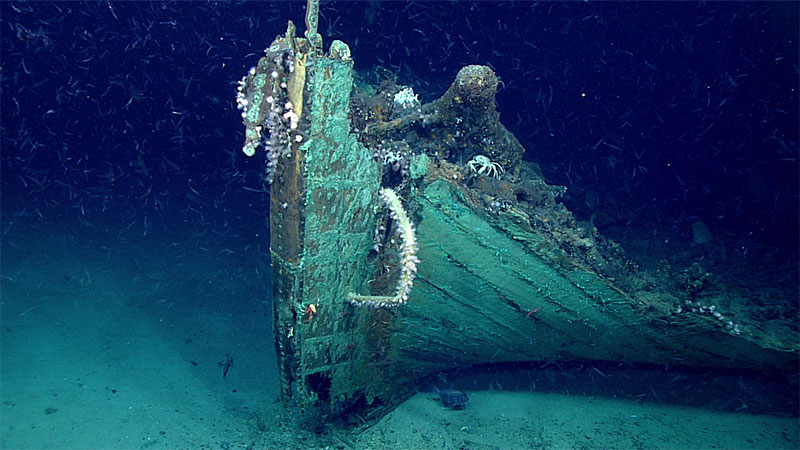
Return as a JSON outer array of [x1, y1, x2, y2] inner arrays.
[[301, 57, 379, 311], [295, 55, 382, 410]]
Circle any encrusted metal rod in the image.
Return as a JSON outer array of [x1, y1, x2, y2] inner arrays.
[[348, 188, 419, 308], [305, 0, 322, 50]]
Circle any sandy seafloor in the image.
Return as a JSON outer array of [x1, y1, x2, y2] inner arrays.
[[1, 224, 797, 450]]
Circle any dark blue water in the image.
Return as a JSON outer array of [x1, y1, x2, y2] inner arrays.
[[2, 2, 797, 249], [1, 2, 797, 448]]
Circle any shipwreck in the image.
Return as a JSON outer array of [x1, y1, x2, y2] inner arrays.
[[234, 4, 798, 426]]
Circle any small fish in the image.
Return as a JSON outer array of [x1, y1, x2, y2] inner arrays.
[[433, 386, 469, 409], [220, 353, 233, 379]]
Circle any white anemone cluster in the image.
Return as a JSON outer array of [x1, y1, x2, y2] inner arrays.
[[393, 87, 420, 110]]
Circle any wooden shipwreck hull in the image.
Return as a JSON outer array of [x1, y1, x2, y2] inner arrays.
[[242, 28, 798, 425]]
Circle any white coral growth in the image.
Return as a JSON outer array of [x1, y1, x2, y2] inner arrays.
[[348, 188, 419, 308]]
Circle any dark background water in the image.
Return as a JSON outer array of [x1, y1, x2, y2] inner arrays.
[[2, 1, 798, 261]]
